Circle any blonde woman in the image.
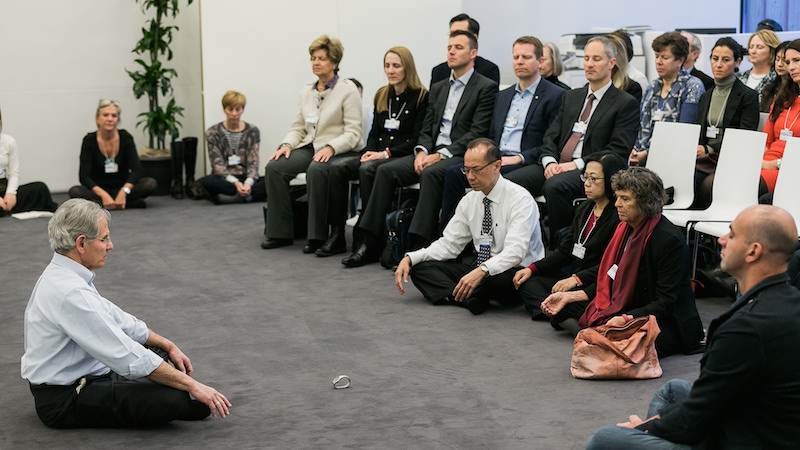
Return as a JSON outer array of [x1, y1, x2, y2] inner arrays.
[[262, 35, 362, 254], [540, 42, 570, 90], [342, 46, 429, 267], [608, 33, 642, 103], [739, 29, 780, 111], [68, 100, 156, 209]]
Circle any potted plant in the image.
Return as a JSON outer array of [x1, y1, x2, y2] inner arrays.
[[127, 0, 193, 157]]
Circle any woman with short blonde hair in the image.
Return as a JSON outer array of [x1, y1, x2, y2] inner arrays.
[[740, 29, 780, 110]]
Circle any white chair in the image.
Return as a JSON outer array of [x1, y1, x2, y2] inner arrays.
[[645, 122, 702, 210], [663, 128, 766, 235], [758, 112, 769, 132], [692, 136, 800, 273]]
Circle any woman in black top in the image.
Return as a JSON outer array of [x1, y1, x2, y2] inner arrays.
[[514, 152, 626, 322], [342, 46, 429, 267], [693, 38, 760, 208], [541, 42, 571, 91], [68, 100, 156, 209]]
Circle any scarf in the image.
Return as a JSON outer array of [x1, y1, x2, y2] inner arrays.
[[579, 214, 661, 328]]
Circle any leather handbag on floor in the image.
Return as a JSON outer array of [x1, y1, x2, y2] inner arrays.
[[570, 315, 663, 380]]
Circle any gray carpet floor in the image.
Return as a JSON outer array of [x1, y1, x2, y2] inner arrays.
[[0, 196, 730, 449]]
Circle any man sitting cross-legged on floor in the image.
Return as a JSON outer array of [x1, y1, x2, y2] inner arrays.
[[21, 199, 231, 428], [394, 138, 544, 315], [587, 205, 800, 449]]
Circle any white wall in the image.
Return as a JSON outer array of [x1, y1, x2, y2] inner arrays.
[[464, 0, 741, 84], [200, 0, 460, 173], [0, 0, 202, 192]]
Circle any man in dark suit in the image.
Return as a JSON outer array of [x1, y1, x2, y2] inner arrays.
[[429, 13, 500, 87], [508, 35, 639, 240], [588, 205, 800, 449], [681, 31, 715, 91], [440, 35, 564, 229], [354, 30, 497, 255]]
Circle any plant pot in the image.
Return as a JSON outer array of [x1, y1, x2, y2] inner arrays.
[[139, 148, 172, 196]]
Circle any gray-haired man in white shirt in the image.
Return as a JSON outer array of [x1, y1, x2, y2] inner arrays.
[[21, 199, 231, 428], [394, 138, 544, 314]]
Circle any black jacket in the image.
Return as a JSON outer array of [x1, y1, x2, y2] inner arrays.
[[534, 200, 618, 296], [364, 87, 429, 158], [623, 79, 642, 104], [538, 84, 639, 166], [416, 71, 497, 158], [430, 56, 500, 88], [489, 79, 565, 164], [697, 78, 760, 156], [582, 216, 704, 356], [644, 273, 800, 449], [691, 67, 715, 92]]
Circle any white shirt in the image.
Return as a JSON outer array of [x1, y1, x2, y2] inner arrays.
[[745, 72, 766, 90], [0, 133, 20, 193], [21, 254, 163, 385], [407, 176, 544, 275], [542, 80, 613, 171]]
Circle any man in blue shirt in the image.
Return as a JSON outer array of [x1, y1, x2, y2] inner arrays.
[[21, 199, 231, 428], [440, 35, 565, 229]]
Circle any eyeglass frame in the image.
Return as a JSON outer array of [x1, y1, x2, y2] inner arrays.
[[460, 159, 499, 175], [580, 174, 604, 185]]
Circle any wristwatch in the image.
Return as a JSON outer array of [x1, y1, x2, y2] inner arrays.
[[777, 158, 782, 169], [479, 264, 490, 275], [122, 187, 131, 195]]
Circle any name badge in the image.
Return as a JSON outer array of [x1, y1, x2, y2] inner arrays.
[[780, 128, 793, 141], [572, 243, 586, 259], [572, 121, 587, 134], [505, 116, 518, 128], [227, 155, 241, 166], [104, 160, 118, 174], [607, 264, 618, 280], [652, 111, 665, 122], [706, 126, 719, 138], [478, 234, 494, 247], [384, 118, 400, 130], [305, 115, 319, 125]]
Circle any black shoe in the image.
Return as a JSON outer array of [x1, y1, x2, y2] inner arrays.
[[316, 230, 347, 257], [462, 296, 490, 315], [341, 243, 377, 267], [303, 240, 323, 254], [261, 237, 292, 249]]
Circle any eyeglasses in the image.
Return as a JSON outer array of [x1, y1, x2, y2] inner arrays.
[[580, 174, 604, 184], [461, 161, 497, 175]]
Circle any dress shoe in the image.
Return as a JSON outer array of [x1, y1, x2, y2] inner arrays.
[[302, 240, 323, 254], [341, 243, 377, 268], [261, 237, 292, 249], [315, 231, 347, 257]]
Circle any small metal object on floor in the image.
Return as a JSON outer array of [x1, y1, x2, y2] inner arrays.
[[331, 375, 351, 389]]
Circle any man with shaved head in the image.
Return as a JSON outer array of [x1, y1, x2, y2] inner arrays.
[[587, 205, 800, 449]]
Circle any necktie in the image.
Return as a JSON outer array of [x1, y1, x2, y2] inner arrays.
[[559, 93, 596, 163], [476, 197, 492, 265]]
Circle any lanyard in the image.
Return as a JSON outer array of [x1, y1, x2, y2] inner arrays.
[[388, 96, 408, 119], [577, 209, 598, 246], [709, 89, 733, 129], [783, 104, 800, 132]]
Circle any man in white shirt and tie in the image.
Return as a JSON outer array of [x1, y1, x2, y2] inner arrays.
[[394, 138, 544, 314], [21, 199, 231, 428]]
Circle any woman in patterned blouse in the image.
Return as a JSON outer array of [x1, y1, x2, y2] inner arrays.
[[739, 29, 780, 112]]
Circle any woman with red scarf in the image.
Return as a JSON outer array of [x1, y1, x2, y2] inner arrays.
[[539, 167, 704, 357]]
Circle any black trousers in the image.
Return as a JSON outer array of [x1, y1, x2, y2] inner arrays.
[[29, 372, 209, 428], [265, 145, 359, 241], [198, 174, 266, 202], [440, 162, 523, 231], [0, 179, 58, 214], [409, 259, 522, 307], [505, 163, 546, 197], [517, 274, 561, 313], [541, 169, 584, 239], [68, 178, 157, 208]]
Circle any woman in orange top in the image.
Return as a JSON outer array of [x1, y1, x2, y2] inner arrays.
[[761, 39, 800, 193]]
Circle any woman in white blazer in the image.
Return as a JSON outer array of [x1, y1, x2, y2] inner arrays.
[[262, 34, 362, 255]]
